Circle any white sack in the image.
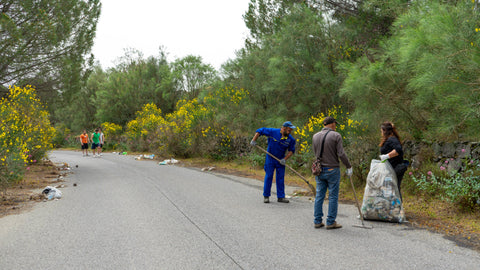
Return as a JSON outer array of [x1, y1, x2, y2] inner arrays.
[[360, 159, 405, 223]]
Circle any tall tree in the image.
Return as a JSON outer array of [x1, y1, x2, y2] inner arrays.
[[341, 1, 480, 140], [171, 55, 218, 100], [260, 4, 342, 118], [56, 64, 103, 131], [94, 49, 180, 127], [0, 0, 100, 103], [243, 0, 320, 50], [228, 1, 348, 125]]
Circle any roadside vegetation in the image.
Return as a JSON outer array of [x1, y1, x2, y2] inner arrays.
[[1, 0, 479, 250]]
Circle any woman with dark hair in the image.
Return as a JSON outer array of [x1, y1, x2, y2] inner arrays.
[[379, 121, 408, 200]]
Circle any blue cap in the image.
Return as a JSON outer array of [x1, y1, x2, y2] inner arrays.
[[282, 121, 296, 129]]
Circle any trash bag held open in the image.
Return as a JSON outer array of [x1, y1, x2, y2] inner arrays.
[[360, 159, 405, 223]]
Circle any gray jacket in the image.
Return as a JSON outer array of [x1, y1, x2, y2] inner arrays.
[[312, 127, 351, 168]]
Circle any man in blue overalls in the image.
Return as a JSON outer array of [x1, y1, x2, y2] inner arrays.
[[250, 121, 296, 203]]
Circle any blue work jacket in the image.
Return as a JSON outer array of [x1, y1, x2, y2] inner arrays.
[[256, 127, 296, 165]]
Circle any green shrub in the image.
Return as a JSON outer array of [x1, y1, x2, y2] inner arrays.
[[52, 124, 71, 148], [411, 160, 480, 211]]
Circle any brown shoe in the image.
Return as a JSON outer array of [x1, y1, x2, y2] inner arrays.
[[277, 198, 289, 203], [326, 222, 342, 230], [264, 197, 270, 203], [314, 223, 325, 229]]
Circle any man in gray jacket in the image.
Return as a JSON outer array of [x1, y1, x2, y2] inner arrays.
[[312, 116, 353, 229]]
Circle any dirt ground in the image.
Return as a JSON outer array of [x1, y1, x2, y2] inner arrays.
[[0, 159, 69, 217], [2, 157, 479, 252]]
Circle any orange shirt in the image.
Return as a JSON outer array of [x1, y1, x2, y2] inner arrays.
[[80, 133, 89, 144]]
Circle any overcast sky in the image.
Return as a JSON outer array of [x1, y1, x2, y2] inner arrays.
[[91, 0, 251, 70]]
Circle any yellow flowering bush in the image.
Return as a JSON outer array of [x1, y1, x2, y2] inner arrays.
[[293, 105, 372, 181], [204, 86, 249, 106], [102, 122, 123, 138], [203, 86, 250, 131], [101, 122, 123, 150], [0, 85, 55, 190], [200, 87, 251, 159], [124, 87, 250, 159], [160, 99, 212, 156], [200, 125, 237, 160], [125, 103, 167, 151], [125, 100, 210, 155], [295, 105, 365, 157]]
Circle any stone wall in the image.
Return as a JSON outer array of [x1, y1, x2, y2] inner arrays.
[[403, 141, 480, 172]]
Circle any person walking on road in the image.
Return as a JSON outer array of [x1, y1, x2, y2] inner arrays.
[[79, 130, 90, 156], [312, 116, 353, 229], [250, 121, 297, 203], [379, 121, 408, 201], [98, 127, 105, 156], [91, 128, 101, 157]]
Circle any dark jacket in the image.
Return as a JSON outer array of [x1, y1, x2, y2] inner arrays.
[[380, 136, 404, 168]]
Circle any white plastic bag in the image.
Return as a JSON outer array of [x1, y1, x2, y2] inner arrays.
[[158, 158, 178, 165], [361, 159, 405, 223], [42, 186, 62, 200]]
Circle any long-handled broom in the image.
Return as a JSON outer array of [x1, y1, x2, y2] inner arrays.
[[349, 174, 373, 229], [255, 145, 316, 195]]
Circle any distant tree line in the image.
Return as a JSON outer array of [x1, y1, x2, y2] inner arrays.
[[2, 0, 479, 142]]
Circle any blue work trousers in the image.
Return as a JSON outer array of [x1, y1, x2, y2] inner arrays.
[[314, 167, 340, 226], [263, 163, 286, 198]]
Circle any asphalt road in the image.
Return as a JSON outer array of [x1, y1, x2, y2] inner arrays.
[[0, 150, 479, 269]]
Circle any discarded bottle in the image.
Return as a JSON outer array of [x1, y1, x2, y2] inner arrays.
[[383, 176, 393, 197]]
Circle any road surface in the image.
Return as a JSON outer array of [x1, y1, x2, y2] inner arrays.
[[0, 150, 479, 269]]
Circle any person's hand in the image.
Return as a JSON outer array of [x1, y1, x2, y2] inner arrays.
[[380, 154, 389, 161], [346, 167, 353, 176], [280, 159, 286, 166], [250, 140, 257, 146]]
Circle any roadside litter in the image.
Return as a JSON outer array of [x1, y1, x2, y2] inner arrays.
[[42, 186, 62, 200], [201, 167, 216, 171], [135, 154, 155, 160], [55, 162, 70, 171], [361, 159, 405, 223], [158, 158, 179, 165]]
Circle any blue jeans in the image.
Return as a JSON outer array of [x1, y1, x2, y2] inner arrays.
[[314, 167, 340, 226], [263, 163, 286, 198]]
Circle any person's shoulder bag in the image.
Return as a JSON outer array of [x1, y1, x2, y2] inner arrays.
[[311, 130, 331, 176]]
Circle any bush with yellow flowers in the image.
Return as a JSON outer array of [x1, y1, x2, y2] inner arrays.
[[200, 125, 237, 160], [200, 87, 251, 159], [295, 105, 364, 156], [101, 122, 123, 150], [160, 99, 212, 157], [293, 106, 369, 180], [125, 103, 167, 152], [124, 87, 251, 159], [0, 85, 55, 191], [203, 86, 250, 131]]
